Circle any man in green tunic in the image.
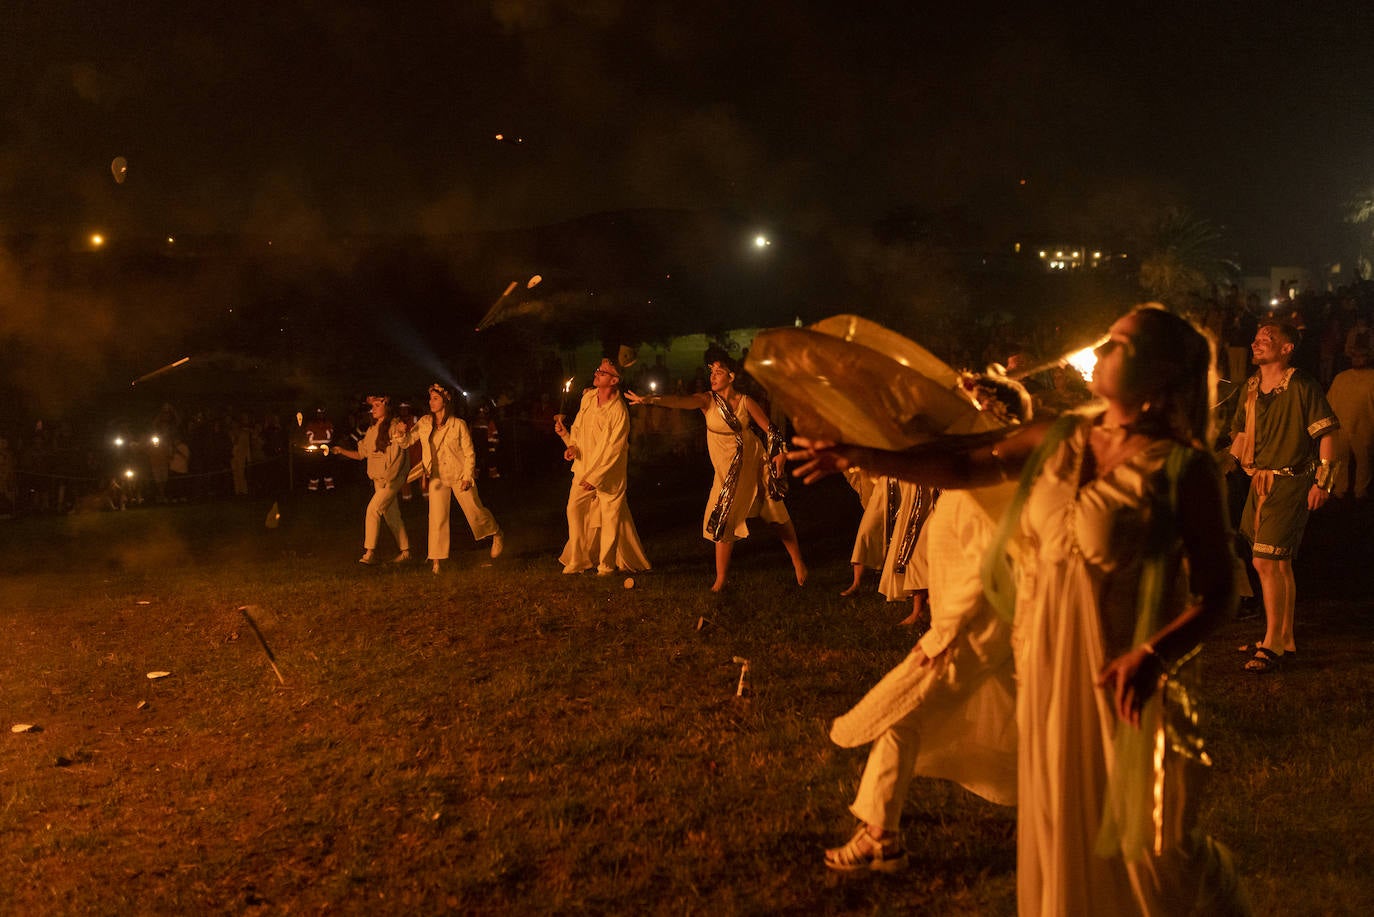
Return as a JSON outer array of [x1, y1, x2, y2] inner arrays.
[[1228, 321, 1338, 672]]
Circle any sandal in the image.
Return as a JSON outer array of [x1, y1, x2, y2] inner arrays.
[[824, 826, 908, 874], [390, 550, 411, 564], [1244, 646, 1282, 673], [1238, 643, 1296, 659], [358, 550, 377, 565]]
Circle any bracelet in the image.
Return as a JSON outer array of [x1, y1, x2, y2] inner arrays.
[[1314, 458, 1340, 494]]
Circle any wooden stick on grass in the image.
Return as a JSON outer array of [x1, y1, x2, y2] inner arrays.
[[239, 606, 287, 686]]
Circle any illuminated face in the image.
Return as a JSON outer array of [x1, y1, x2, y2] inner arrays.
[[369, 400, 387, 421], [1088, 314, 1139, 402], [592, 362, 620, 389], [707, 362, 734, 392], [429, 390, 446, 413], [1251, 326, 1291, 366]]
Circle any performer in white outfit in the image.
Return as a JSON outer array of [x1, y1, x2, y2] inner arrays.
[[404, 383, 504, 573], [335, 396, 412, 565], [842, 471, 937, 619], [554, 358, 651, 575], [628, 358, 805, 592], [822, 374, 1029, 873]]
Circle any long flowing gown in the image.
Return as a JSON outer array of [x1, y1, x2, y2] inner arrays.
[[1015, 420, 1246, 916], [701, 394, 787, 541], [848, 475, 936, 601]]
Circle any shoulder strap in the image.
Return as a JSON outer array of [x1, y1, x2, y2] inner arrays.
[[981, 414, 1081, 622]]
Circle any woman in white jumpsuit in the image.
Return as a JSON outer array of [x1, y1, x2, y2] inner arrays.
[[405, 384, 504, 573], [336, 396, 412, 564]]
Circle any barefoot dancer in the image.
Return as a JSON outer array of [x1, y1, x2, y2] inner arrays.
[[841, 471, 936, 620], [628, 357, 805, 592]]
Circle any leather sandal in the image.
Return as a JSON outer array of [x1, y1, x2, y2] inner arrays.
[[824, 826, 907, 874], [1243, 646, 1282, 673]]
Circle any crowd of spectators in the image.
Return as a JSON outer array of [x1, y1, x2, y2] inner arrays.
[[3, 279, 1371, 520]]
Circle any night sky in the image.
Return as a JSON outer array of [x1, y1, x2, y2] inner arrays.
[[3, 2, 1373, 265]]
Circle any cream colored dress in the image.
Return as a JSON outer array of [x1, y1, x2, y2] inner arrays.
[[849, 476, 936, 601], [701, 394, 787, 542], [1015, 421, 1246, 916]]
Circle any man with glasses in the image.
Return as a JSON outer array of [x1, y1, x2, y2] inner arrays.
[[554, 358, 651, 575]]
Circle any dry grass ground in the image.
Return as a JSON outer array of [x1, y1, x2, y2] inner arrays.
[[1, 466, 1372, 915]]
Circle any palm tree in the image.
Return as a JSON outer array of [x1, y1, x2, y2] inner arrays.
[[1137, 208, 1238, 308], [1346, 187, 1374, 279]]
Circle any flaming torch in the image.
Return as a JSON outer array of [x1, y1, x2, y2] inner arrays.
[[555, 377, 576, 446], [557, 377, 576, 417]]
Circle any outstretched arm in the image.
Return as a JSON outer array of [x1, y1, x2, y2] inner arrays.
[[788, 420, 1050, 489], [625, 390, 710, 410]]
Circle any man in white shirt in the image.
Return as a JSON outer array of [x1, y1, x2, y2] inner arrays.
[[555, 358, 650, 575]]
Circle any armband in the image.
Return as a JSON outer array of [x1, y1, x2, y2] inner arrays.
[[1314, 458, 1341, 494]]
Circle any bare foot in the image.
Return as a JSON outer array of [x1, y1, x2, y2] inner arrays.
[[839, 582, 860, 597], [710, 579, 726, 593], [795, 564, 809, 587], [896, 610, 920, 627]]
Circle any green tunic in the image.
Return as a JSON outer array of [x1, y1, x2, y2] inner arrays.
[[1230, 368, 1338, 557]]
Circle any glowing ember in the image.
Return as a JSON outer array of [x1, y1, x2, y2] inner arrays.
[[1065, 345, 1099, 381]]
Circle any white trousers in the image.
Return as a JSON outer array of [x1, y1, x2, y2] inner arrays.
[[850, 713, 921, 832], [563, 484, 626, 573], [364, 481, 409, 551], [427, 479, 500, 560]]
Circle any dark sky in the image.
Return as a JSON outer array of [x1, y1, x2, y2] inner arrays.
[[4, 1, 1372, 265]]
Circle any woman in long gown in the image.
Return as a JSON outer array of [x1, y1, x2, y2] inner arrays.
[[792, 305, 1248, 915], [841, 471, 937, 625], [628, 358, 806, 592]]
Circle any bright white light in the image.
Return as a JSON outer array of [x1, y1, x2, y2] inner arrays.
[[753, 234, 771, 248], [113, 437, 125, 447], [1065, 346, 1099, 381], [124, 468, 135, 479], [91, 233, 105, 248], [1038, 250, 1047, 258], [151, 436, 160, 446]]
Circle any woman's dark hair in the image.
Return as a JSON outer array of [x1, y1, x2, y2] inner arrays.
[[373, 398, 395, 449], [705, 354, 740, 376], [1122, 304, 1216, 447]]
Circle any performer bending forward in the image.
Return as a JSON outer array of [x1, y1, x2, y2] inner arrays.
[[554, 358, 651, 575], [405, 383, 504, 573], [823, 373, 1029, 874], [629, 358, 805, 592]]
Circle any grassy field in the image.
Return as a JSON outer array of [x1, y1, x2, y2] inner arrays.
[[1, 465, 1372, 915]]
